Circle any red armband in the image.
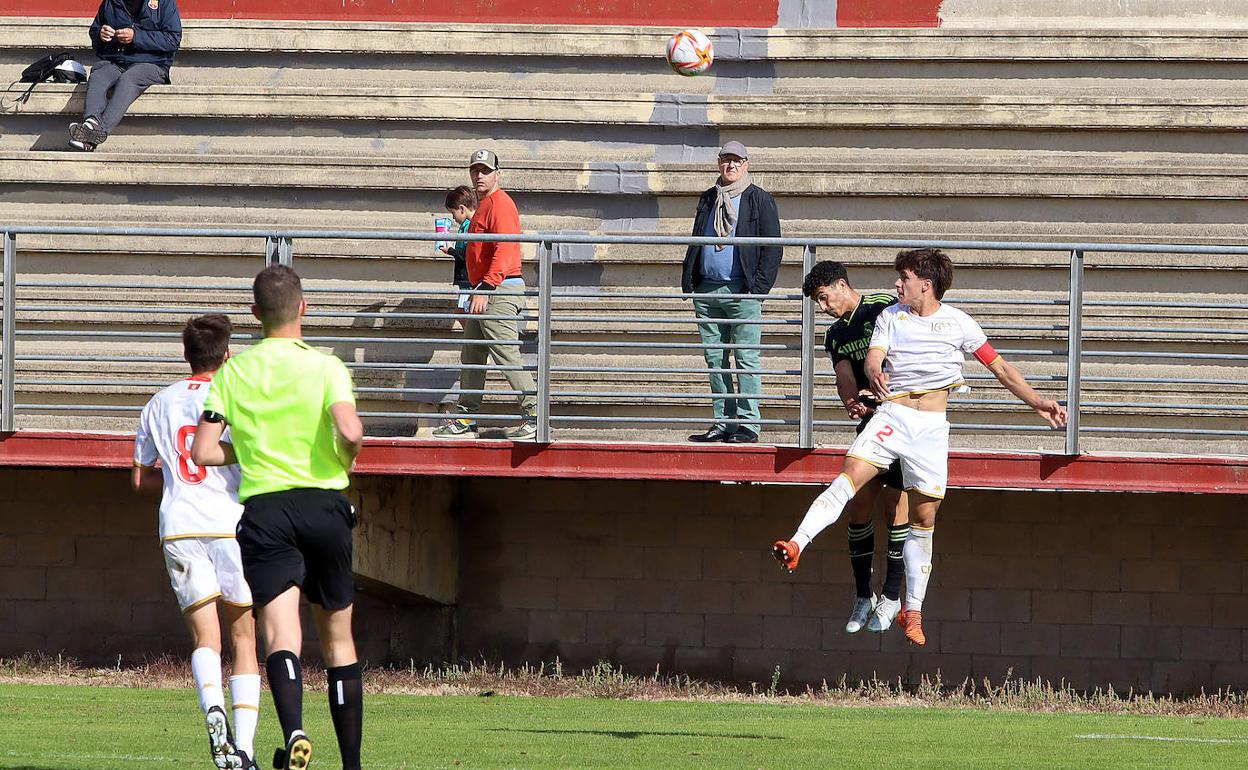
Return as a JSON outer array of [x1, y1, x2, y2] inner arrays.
[[973, 342, 1001, 367]]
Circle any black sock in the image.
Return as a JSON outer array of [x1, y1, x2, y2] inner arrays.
[[327, 662, 364, 770], [883, 523, 910, 601], [265, 651, 303, 742], [847, 523, 875, 599]]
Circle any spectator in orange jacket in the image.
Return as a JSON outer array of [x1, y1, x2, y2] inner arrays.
[[433, 149, 537, 440]]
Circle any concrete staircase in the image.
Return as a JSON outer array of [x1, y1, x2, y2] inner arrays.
[[1, 19, 1245, 454]]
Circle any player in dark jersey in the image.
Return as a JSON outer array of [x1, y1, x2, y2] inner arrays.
[[796, 260, 910, 634]]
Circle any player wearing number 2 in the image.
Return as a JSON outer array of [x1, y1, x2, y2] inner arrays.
[[132, 313, 260, 770], [773, 249, 1067, 646]]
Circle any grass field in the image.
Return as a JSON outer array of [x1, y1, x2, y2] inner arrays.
[[4, 681, 1248, 769]]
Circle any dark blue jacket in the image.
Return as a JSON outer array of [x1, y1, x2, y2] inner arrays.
[[682, 183, 783, 295], [89, 0, 181, 74]]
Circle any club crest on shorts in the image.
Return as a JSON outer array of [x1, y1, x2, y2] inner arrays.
[[148, 0, 158, 8]]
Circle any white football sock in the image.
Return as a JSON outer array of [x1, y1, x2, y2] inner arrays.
[[792, 473, 857, 551], [190, 647, 226, 714], [903, 526, 934, 612], [229, 674, 261, 756]]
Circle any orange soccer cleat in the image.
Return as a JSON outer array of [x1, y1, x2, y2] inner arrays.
[[897, 609, 926, 646], [772, 540, 801, 572]]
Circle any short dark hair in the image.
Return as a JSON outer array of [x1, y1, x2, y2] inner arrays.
[[445, 185, 477, 210], [894, 248, 954, 300], [183, 313, 231, 373], [253, 265, 303, 327], [802, 260, 850, 298]]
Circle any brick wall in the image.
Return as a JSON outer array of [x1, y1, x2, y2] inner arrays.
[[5, 468, 1246, 695], [455, 477, 1248, 695], [0, 469, 448, 666]]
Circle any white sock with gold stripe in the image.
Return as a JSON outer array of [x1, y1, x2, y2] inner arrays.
[[190, 647, 225, 714], [903, 526, 935, 611], [792, 473, 856, 551], [229, 673, 261, 756]]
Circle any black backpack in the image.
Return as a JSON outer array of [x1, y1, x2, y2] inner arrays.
[[6, 51, 86, 107]]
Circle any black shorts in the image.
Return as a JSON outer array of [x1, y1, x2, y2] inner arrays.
[[237, 488, 357, 610], [856, 416, 904, 489]]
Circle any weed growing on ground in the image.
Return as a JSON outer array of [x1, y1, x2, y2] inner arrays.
[[3, 654, 1246, 717]]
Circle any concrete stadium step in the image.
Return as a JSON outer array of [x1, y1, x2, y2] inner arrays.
[[8, 149, 1248, 200], [10, 279, 1244, 336], [16, 281, 1245, 349], [14, 80, 1248, 130], [8, 19, 1248, 62], [4, 207, 1248, 282]]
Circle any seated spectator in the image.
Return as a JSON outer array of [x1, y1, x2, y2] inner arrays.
[[69, 0, 181, 151]]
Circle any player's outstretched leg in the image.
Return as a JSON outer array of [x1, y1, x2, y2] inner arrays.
[[772, 471, 860, 572]]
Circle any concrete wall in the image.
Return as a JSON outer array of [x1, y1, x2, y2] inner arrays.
[[456, 477, 1248, 695], [0, 468, 453, 666], [4, 467, 1247, 696]]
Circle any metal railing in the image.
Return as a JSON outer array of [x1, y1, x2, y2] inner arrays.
[[2, 225, 1247, 454]]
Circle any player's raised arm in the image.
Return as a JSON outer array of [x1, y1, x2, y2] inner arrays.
[[191, 413, 236, 467], [979, 348, 1068, 428]]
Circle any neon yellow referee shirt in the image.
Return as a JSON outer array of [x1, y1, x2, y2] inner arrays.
[[203, 337, 356, 501]]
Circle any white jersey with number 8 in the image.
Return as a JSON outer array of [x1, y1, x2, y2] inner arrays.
[[134, 376, 243, 541]]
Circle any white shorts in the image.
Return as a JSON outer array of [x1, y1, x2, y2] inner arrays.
[[162, 536, 253, 613], [846, 401, 949, 498]]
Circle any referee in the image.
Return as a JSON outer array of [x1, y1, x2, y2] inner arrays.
[[192, 265, 365, 770]]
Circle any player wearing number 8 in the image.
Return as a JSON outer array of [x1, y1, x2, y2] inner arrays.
[[132, 313, 262, 770]]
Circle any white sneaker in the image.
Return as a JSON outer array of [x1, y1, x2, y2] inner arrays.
[[866, 596, 902, 633], [845, 595, 876, 633]]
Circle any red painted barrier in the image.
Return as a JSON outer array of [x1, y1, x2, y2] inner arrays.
[[838, 0, 942, 27], [0, 0, 779, 25], [3, 431, 1246, 494]]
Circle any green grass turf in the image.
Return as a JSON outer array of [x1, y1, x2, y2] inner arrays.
[[3, 683, 1248, 769]]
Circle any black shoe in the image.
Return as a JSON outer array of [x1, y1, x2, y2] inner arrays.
[[688, 425, 735, 442], [724, 427, 759, 444], [272, 730, 312, 770]]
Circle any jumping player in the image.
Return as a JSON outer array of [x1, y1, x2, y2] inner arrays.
[[132, 313, 260, 770], [774, 249, 1066, 645], [192, 265, 365, 770], [799, 261, 910, 634]]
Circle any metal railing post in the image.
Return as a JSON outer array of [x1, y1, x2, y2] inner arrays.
[[536, 242, 553, 443], [2, 231, 15, 432], [798, 244, 816, 449], [1065, 249, 1084, 455], [265, 235, 293, 267]]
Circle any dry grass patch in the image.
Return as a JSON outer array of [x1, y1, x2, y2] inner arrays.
[[4, 653, 1247, 718]]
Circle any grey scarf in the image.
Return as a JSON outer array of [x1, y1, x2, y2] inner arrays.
[[713, 172, 752, 239]]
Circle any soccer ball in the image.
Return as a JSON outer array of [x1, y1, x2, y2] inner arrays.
[[666, 29, 714, 76]]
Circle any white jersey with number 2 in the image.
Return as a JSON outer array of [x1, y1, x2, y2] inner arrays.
[[868, 302, 992, 400], [134, 375, 244, 542]]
